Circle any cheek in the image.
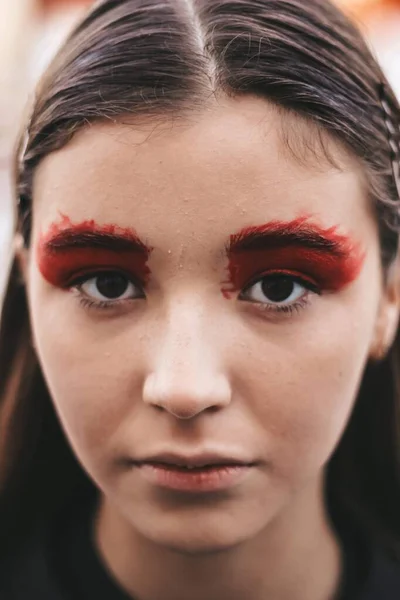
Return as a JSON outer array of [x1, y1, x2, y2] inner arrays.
[[235, 294, 379, 485], [29, 288, 144, 468]]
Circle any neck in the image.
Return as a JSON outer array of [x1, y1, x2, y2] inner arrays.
[[95, 479, 342, 600]]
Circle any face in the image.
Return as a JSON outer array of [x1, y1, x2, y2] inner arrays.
[[27, 97, 394, 552]]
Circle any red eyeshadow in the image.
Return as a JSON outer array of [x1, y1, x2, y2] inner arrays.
[[38, 214, 152, 288], [222, 217, 365, 297]]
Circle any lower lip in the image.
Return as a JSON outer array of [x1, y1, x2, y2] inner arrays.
[[136, 463, 252, 492]]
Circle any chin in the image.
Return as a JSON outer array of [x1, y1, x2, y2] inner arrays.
[[130, 507, 267, 555], [146, 525, 250, 555]]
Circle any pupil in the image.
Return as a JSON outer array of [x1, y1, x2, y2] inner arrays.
[[261, 277, 294, 303], [96, 273, 129, 299]]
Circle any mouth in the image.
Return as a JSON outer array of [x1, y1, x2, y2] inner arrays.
[[130, 452, 256, 493], [143, 462, 240, 471], [133, 451, 254, 469]]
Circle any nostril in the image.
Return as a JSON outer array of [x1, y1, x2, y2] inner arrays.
[[206, 405, 221, 413]]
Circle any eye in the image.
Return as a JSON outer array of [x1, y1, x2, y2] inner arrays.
[[77, 271, 144, 303], [241, 274, 315, 306]]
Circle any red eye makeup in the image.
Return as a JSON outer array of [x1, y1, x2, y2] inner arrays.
[[37, 214, 152, 288], [38, 214, 365, 304], [222, 216, 365, 298]]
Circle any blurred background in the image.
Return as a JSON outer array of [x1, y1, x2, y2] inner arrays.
[[0, 0, 399, 294]]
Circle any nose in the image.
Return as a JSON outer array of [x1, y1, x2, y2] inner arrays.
[[142, 297, 232, 419]]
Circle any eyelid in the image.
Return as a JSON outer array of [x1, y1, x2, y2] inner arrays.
[[68, 267, 144, 289], [71, 271, 145, 312], [241, 269, 320, 294]]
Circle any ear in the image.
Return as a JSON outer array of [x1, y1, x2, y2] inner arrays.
[[370, 257, 400, 361]]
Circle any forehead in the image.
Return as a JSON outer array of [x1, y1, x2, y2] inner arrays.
[[32, 96, 374, 248]]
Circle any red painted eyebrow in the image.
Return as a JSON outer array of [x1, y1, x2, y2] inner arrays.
[[227, 216, 354, 256], [42, 216, 356, 259], [37, 216, 153, 288], [43, 225, 149, 255], [222, 216, 365, 296]]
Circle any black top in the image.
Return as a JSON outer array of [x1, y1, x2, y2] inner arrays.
[[2, 491, 400, 600]]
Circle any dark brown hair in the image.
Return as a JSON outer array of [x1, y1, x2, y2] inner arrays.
[[1, 0, 400, 559]]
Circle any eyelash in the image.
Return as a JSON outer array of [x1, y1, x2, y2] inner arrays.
[[250, 291, 313, 316], [240, 273, 319, 317], [70, 270, 144, 313], [76, 296, 127, 311], [70, 270, 320, 317]]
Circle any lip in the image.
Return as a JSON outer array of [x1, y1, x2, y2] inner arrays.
[[132, 451, 254, 469], [129, 451, 256, 493]]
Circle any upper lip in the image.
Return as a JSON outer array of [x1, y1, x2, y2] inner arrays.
[[133, 451, 255, 468]]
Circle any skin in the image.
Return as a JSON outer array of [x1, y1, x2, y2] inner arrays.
[[27, 96, 400, 600]]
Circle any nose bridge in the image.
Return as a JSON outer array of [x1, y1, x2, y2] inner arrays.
[[142, 293, 231, 418], [161, 296, 208, 372]]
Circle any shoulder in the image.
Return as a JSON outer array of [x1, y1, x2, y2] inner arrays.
[[0, 488, 97, 599], [361, 550, 400, 599], [0, 528, 64, 600]]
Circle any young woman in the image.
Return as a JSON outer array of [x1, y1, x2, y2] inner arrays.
[[0, 0, 400, 598]]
